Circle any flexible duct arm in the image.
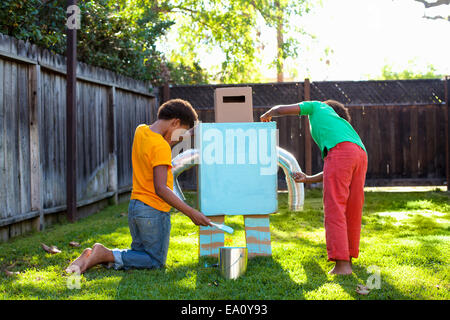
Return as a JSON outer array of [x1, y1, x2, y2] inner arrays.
[[171, 149, 200, 200], [276, 147, 304, 211], [171, 148, 304, 211]]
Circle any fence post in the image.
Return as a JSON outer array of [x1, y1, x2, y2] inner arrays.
[[303, 78, 312, 177], [29, 64, 44, 231], [66, 0, 78, 222], [163, 82, 170, 103], [108, 86, 119, 204], [445, 76, 450, 191]]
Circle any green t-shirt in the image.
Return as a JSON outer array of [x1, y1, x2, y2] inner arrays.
[[299, 101, 367, 159]]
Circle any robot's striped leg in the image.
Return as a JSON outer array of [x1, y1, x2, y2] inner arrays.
[[244, 215, 272, 258], [199, 215, 225, 257]]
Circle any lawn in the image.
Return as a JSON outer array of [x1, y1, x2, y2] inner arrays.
[[0, 189, 449, 300]]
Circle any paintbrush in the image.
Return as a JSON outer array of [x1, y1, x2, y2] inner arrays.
[[210, 222, 234, 234]]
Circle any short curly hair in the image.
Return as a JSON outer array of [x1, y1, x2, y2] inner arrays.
[[324, 100, 351, 123], [157, 99, 198, 128]]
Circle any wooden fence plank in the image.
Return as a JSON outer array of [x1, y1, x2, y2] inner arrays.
[[58, 73, 66, 205], [108, 87, 118, 204], [422, 106, 433, 178], [388, 106, 396, 177], [49, 71, 56, 208], [410, 107, 419, 179], [54, 73, 62, 206], [5, 61, 17, 218], [29, 64, 43, 230], [0, 60, 5, 219], [379, 106, 390, 178], [18, 63, 31, 215]]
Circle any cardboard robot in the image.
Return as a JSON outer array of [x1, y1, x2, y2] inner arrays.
[[172, 87, 304, 258]]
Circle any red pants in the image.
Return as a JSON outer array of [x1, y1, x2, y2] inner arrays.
[[323, 141, 368, 261]]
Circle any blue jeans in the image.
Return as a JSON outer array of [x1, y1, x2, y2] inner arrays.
[[112, 199, 171, 270]]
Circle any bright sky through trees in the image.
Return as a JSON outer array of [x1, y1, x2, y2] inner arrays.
[[158, 0, 450, 82]]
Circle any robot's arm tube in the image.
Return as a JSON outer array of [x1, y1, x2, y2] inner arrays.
[[171, 148, 304, 211]]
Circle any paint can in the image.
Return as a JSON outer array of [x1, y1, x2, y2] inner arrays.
[[218, 247, 248, 280]]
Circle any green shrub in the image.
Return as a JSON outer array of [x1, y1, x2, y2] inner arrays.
[[0, 0, 205, 85]]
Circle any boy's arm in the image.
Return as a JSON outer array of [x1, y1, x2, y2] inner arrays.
[[292, 171, 323, 183], [260, 103, 300, 122], [153, 165, 212, 226]]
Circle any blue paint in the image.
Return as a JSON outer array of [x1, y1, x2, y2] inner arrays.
[[199, 233, 224, 244], [210, 222, 234, 234], [246, 243, 272, 254], [200, 225, 218, 231], [244, 217, 270, 228], [197, 122, 278, 216], [200, 247, 220, 256], [245, 230, 271, 242]]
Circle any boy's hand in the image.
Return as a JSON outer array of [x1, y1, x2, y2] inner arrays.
[[188, 210, 212, 227], [260, 109, 273, 122], [292, 171, 309, 183]]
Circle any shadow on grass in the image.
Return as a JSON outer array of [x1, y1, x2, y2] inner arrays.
[[2, 190, 447, 300], [108, 256, 309, 299], [104, 255, 413, 300], [0, 235, 416, 300], [106, 235, 414, 300]]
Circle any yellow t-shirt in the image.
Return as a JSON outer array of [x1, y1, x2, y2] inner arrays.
[[130, 124, 173, 212]]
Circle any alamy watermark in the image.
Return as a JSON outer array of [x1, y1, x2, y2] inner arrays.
[[66, 265, 81, 290], [366, 265, 381, 289], [66, 5, 81, 30], [171, 122, 279, 176]]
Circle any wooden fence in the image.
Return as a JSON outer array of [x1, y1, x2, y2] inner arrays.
[[1, 31, 448, 242], [0, 34, 157, 241], [167, 80, 449, 190]]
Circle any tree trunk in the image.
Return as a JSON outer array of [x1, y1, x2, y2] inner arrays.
[[276, 0, 284, 83], [276, 21, 284, 83]]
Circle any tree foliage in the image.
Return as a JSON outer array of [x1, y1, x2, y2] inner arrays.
[[0, 0, 316, 84], [0, 0, 175, 85], [376, 63, 442, 80], [246, 0, 315, 82], [153, 0, 315, 83]]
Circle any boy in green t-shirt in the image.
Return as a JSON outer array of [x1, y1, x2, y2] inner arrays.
[[261, 100, 368, 275]]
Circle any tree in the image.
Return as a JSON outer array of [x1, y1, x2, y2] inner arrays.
[[247, 0, 314, 82], [0, 0, 318, 84], [0, 0, 176, 85], [413, 0, 450, 21], [153, 0, 316, 83], [374, 63, 442, 80], [158, 0, 260, 83]]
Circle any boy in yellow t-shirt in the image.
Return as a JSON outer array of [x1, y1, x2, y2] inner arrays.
[[66, 99, 212, 273]]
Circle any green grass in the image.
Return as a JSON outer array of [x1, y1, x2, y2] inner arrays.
[[0, 189, 449, 300]]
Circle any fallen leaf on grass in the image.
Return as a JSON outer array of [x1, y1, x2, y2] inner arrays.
[[4, 270, 19, 277], [69, 241, 80, 247], [41, 243, 61, 254], [356, 284, 370, 296], [208, 281, 219, 287]]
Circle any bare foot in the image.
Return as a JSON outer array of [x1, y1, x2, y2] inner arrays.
[[329, 260, 353, 275], [81, 243, 115, 273], [66, 248, 92, 274]]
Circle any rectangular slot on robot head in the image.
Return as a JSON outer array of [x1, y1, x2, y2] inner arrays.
[[223, 95, 246, 103], [214, 87, 253, 123]]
